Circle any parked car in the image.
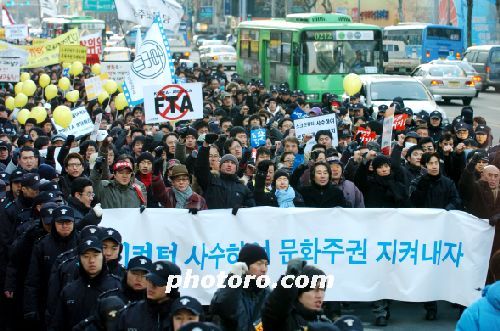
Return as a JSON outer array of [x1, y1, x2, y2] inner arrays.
[[359, 74, 447, 120], [199, 45, 237, 69], [430, 59, 483, 96], [463, 45, 500, 92], [194, 33, 226, 49], [411, 63, 476, 105]]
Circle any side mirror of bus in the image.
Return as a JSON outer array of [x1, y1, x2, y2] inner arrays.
[[383, 51, 389, 62]]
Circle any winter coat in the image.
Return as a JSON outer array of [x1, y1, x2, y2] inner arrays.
[[115, 297, 176, 331], [333, 179, 365, 208], [106, 259, 126, 280], [298, 182, 347, 208], [91, 167, 144, 209], [253, 170, 304, 207], [409, 173, 462, 210], [49, 265, 121, 331], [262, 276, 332, 331], [195, 146, 255, 209], [210, 278, 270, 331], [67, 196, 102, 230], [456, 281, 500, 331], [151, 175, 208, 210]]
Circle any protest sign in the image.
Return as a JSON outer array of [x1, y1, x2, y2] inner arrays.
[[393, 114, 408, 131], [59, 44, 87, 63], [90, 113, 102, 141], [294, 113, 338, 146], [381, 116, 394, 156], [101, 62, 131, 82], [0, 57, 20, 82], [102, 207, 493, 306], [84, 74, 108, 101], [21, 29, 80, 68], [143, 83, 203, 124], [80, 33, 103, 58], [51, 106, 94, 137], [250, 129, 267, 148], [5, 24, 28, 40], [357, 128, 377, 145]]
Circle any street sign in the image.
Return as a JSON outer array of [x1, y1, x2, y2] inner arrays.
[[83, 0, 115, 12], [198, 6, 213, 23]]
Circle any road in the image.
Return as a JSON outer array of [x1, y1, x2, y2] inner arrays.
[[440, 89, 500, 144]]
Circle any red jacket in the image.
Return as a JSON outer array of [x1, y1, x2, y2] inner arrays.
[[151, 176, 208, 210]]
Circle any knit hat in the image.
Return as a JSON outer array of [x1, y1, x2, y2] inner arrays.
[[273, 169, 290, 183], [136, 152, 154, 165], [237, 243, 269, 267], [298, 265, 327, 295], [371, 155, 391, 170], [38, 164, 58, 181], [220, 154, 238, 165]]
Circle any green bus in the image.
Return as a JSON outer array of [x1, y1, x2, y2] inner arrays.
[[236, 13, 384, 102]]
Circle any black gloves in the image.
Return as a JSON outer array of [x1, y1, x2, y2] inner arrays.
[[140, 205, 146, 214], [94, 157, 104, 173], [347, 141, 358, 154], [286, 258, 306, 277], [66, 134, 75, 145], [232, 207, 239, 215], [154, 145, 164, 157], [188, 208, 198, 215], [153, 159, 163, 177], [205, 133, 219, 145], [257, 160, 273, 175]]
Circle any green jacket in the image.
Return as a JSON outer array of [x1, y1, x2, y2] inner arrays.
[[91, 167, 145, 209]]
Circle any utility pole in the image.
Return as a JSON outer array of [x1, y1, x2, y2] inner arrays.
[[398, 0, 404, 23], [467, 0, 473, 46]]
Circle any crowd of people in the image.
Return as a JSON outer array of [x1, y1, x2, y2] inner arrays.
[[0, 61, 499, 331]]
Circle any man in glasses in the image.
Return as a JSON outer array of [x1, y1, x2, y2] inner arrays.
[[67, 177, 103, 230]]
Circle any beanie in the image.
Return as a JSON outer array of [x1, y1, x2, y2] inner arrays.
[[220, 154, 238, 165], [38, 164, 58, 181], [136, 152, 154, 165], [371, 155, 391, 170], [237, 243, 269, 267], [298, 265, 326, 295], [273, 169, 290, 183]]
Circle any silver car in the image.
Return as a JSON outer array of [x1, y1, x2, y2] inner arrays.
[[199, 45, 237, 69], [430, 60, 483, 95], [411, 64, 476, 106]]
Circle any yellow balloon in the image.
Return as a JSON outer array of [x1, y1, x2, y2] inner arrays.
[[45, 84, 58, 101], [39, 73, 50, 88], [5, 96, 15, 110], [16, 108, 30, 125], [70, 61, 83, 76], [29, 106, 47, 124], [114, 93, 128, 111], [58, 77, 70, 91], [117, 82, 123, 93], [14, 82, 23, 95], [62, 62, 71, 69], [103, 80, 117, 95], [66, 90, 79, 103], [20, 72, 30, 82], [91, 64, 101, 75], [343, 73, 362, 96], [14, 93, 28, 108], [97, 91, 109, 104], [53, 105, 73, 128], [22, 79, 37, 97]]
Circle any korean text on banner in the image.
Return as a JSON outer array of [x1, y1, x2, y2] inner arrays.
[[5, 24, 28, 40], [22, 29, 80, 68], [101, 62, 131, 82], [101, 207, 493, 306], [52, 106, 94, 137], [59, 44, 87, 63], [294, 113, 338, 146], [80, 33, 103, 56], [0, 58, 21, 82], [115, 0, 184, 32], [84, 74, 108, 101], [144, 83, 203, 124], [123, 15, 175, 106], [250, 129, 267, 148]]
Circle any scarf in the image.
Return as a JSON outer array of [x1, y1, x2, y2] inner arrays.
[[173, 186, 193, 209], [139, 173, 153, 188], [275, 187, 295, 208]]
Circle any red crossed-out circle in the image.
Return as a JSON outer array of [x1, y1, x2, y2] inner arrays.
[[156, 84, 190, 120]]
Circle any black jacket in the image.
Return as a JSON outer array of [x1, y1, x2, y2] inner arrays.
[[210, 277, 270, 331], [49, 265, 121, 331], [262, 276, 331, 331], [115, 297, 177, 331], [410, 173, 462, 210], [24, 222, 78, 318], [298, 182, 347, 208], [195, 146, 255, 209], [67, 196, 102, 231], [254, 170, 304, 207], [106, 259, 126, 280]]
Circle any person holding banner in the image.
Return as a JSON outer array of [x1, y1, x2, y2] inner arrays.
[[297, 162, 347, 208]]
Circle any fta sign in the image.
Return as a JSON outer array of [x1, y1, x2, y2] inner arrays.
[[144, 83, 203, 124]]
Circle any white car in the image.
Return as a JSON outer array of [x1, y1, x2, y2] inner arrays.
[[359, 74, 447, 120], [199, 45, 237, 69]]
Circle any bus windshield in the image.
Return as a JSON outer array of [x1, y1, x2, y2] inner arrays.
[[301, 40, 381, 74]]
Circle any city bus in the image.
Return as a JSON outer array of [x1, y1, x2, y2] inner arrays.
[[236, 13, 384, 102], [383, 23, 464, 73], [41, 16, 106, 40]]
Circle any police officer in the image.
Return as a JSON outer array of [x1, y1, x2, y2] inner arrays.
[[116, 261, 182, 330], [121, 255, 152, 303], [100, 228, 125, 279], [23, 205, 78, 327], [50, 236, 122, 330]]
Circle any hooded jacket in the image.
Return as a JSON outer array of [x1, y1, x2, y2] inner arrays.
[[456, 281, 500, 331], [90, 167, 143, 209]]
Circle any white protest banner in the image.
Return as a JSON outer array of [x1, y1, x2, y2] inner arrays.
[[80, 33, 103, 57], [381, 116, 394, 156], [115, 0, 184, 32], [52, 107, 94, 137], [90, 113, 102, 141], [101, 62, 131, 82], [123, 15, 175, 106], [294, 113, 338, 146], [0, 58, 20, 82], [5, 24, 28, 40], [144, 83, 203, 124], [102, 207, 493, 305], [84, 74, 108, 101]]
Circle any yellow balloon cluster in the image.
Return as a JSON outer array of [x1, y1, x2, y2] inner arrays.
[[30, 106, 47, 124], [16, 108, 30, 124], [343, 73, 362, 96], [70, 61, 83, 76], [5, 96, 15, 110], [14, 93, 28, 108], [98, 91, 109, 104], [103, 80, 117, 95], [14, 82, 23, 95], [114, 93, 128, 111], [20, 72, 30, 82], [66, 90, 79, 103], [62, 62, 71, 69], [45, 84, 58, 101], [22, 80, 37, 97], [58, 77, 70, 91], [39, 73, 51, 88], [53, 105, 73, 128], [91, 64, 101, 75]]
